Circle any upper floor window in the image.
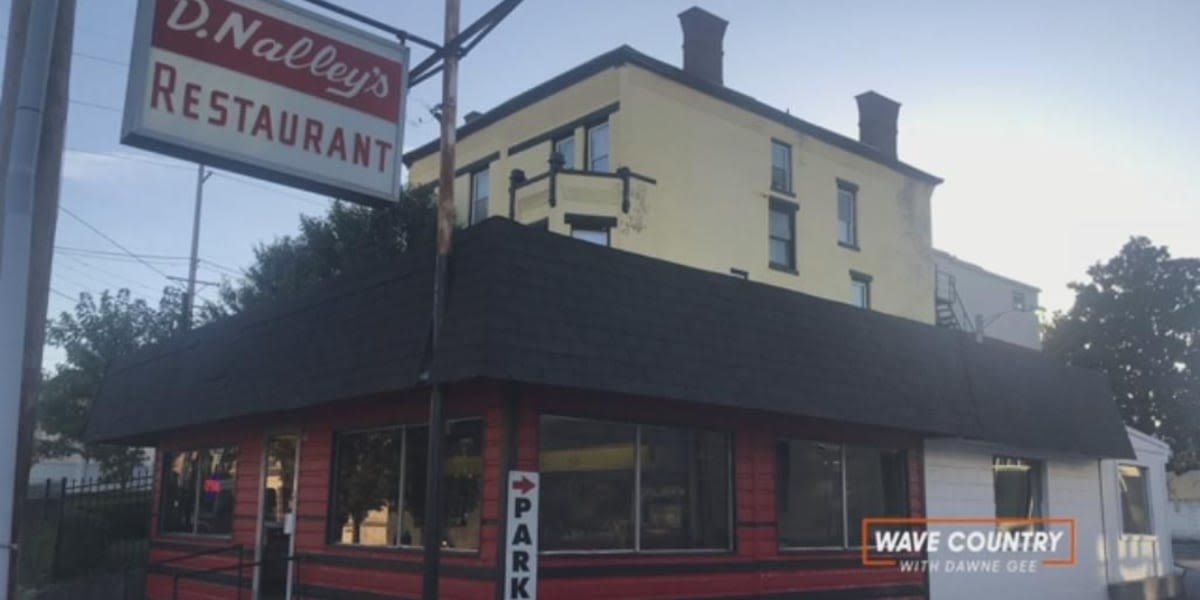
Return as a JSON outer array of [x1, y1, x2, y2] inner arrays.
[[565, 214, 616, 247], [540, 415, 731, 552], [554, 134, 576, 170], [837, 180, 858, 248], [329, 420, 483, 549], [768, 199, 797, 271], [1119, 464, 1153, 535], [993, 456, 1044, 530], [1012, 290, 1028, 312], [161, 447, 238, 536], [586, 121, 610, 172], [771, 140, 792, 193], [469, 168, 489, 225], [850, 272, 872, 309], [776, 440, 908, 548]]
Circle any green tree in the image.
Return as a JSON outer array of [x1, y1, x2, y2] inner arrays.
[[37, 288, 184, 481], [1043, 237, 1200, 471], [214, 186, 435, 314]]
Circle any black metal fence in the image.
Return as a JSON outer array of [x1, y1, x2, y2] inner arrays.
[[20, 474, 154, 587]]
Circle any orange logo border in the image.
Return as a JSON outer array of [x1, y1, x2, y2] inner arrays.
[[860, 517, 1077, 568]]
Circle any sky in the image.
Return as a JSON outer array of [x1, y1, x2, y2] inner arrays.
[[3, 0, 1199, 368]]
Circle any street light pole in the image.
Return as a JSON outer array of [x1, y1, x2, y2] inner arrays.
[[422, 0, 459, 598], [182, 164, 212, 330]]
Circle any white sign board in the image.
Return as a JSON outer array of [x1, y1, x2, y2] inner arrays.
[[122, 0, 409, 205], [504, 470, 539, 600]]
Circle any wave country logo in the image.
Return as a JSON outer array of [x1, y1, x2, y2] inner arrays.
[[861, 517, 1077, 575]]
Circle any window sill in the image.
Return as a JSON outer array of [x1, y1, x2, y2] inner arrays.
[[325, 542, 482, 558], [838, 241, 860, 252], [769, 187, 795, 199], [540, 548, 734, 558], [769, 263, 798, 275], [157, 532, 235, 541]]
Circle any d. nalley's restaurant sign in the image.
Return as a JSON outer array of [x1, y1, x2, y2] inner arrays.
[[122, 0, 409, 205]]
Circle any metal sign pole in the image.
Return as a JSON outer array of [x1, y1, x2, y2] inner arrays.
[[422, 0, 460, 598], [0, 0, 64, 595]]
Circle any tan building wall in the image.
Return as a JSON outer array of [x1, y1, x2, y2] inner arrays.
[[407, 59, 937, 324]]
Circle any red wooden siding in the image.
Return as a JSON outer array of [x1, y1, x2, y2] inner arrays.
[[144, 381, 926, 599]]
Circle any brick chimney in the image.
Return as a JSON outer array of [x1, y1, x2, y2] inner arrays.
[[678, 6, 728, 86], [855, 91, 900, 159]]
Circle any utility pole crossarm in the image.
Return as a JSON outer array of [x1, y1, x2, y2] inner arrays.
[[409, 0, 523, 87]]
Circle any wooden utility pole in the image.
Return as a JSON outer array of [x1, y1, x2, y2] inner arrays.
[[422, 0, 460, 598], [0, 0, 75, 596]]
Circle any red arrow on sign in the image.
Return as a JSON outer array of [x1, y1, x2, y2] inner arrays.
[[512, 476, 536, 495]]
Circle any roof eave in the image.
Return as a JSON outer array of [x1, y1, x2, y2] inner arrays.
[[401, 47, 943, 186]]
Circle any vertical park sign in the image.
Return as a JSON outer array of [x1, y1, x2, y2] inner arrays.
[[121, 0, 409, 205]]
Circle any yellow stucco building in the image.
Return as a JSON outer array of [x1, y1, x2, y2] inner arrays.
[[404, 7, 942, 323]]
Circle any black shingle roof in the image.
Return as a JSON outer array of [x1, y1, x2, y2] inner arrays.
[[88, 219, 1131, 458]]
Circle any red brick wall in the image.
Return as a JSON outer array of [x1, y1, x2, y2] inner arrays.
[[145, 381, 927, 599]]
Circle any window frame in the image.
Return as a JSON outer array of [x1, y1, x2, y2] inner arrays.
[[468, 167, 490, 226], [538, 413, 735, 556], [326, 418, 485, 552], [585, 121, 611, 173], [775, 438, 909, 551], [992, 455, 1046, 529], [1012, 290, 1028, 312], [768, 197, 798, 273], [1118, 463, 1155, 537], [837, 179, 859, 249], [553, 133, 576, 170], [850, 271, 872, 309], [159, 446, 238, 538], [770, 139, 793, 194], [564, 213, 616, 247]]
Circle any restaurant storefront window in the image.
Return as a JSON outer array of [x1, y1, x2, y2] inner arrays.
[[539, 415, 731, 552], [160, 447, 238, 536], [329, 420, 483, 549], [776, 439, 907, 548]]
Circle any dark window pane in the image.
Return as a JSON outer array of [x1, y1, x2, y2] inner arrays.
[[994, 456, 1044, 530], [588, 123, 610, 172], [160, 451, 200, 534], [770, 209, 791, 239], [639, 427, 730, 550], [845, 446, 907, 546], [196, 447, 237, 535], [777, 440, 843, 547], [769, 239, 791, 268], [554, 136, 576, 169], [471, 170, 490, 225], [771, 142, 791, 192], [838, 188, 856, 245], [540, 416, 636, 550], [330, 429, 401, 546], [443, 420, 484, 550], [401, 426, 428, 547], [1119, 465, 1153, 535]]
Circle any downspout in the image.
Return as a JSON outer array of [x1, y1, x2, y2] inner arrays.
[[1098, 459, 1113, 587]]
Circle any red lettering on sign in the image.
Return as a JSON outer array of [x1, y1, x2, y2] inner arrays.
[[151, 62, 176, 112], [151, 0, 403, 122]]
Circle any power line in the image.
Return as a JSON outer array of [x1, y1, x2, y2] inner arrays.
[[59, 206, 173, 280], [200, 258, 241, 276], [72, 49, 127, 68], [49, 288, 76, 303], [212, 171, 332, 209], [55, 244, 189, 262], [69, 98, 122, 113], [58, 254, 164, 296]]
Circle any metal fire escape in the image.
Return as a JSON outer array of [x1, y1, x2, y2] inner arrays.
[[934, 269, 975, 333]]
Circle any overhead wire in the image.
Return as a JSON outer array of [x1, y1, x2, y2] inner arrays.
[[59, 206, 173, 280]]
